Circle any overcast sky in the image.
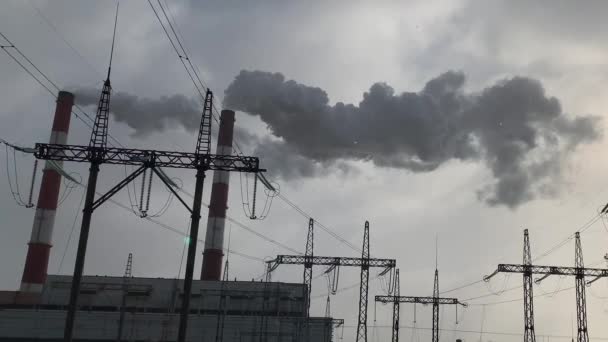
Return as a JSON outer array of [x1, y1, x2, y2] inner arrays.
[[2, 1, 608, 341]]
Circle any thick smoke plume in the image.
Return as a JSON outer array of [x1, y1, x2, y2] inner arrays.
[[74, 88, 201, 135], [224, 70, 600, 208]]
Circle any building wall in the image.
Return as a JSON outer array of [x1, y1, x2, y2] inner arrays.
[[0, 275, 336, 342], [0, 310, 335, 342]]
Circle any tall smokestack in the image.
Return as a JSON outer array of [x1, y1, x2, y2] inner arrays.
[[200, 110, 234, 281], [20, 91, 74, 292]]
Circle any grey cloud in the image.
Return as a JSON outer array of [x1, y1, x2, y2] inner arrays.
[[223, 70, 601, 208], [74, 87, 201, 136]]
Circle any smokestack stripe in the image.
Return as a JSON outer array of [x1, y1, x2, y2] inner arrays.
[[201, 110, 235, 280], [21, 91, 74, 292]]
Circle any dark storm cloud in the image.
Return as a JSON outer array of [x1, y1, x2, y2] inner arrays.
[[223, 70, 600, 208], [74, 87, 201, 136]]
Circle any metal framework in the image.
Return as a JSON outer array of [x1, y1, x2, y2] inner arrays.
[[432, 269, 439, 342], [375, 295, 463, 305], [375, 269, 465, 342], [215, 259, 230, 342], [267, 221, 396, 342], [116, 253, 132, 342], [269, 255, 395, 269], [89, 78, 111, 149], [485, 231, 606, 342], [356, 221, 370, 342], [574, 232, 589, 342], [34, 85, 264, 342], [486, 264, 608, 278], [35, 144, 260, 171], [196, 90, 213, 155], [304, 218, 314, 317], [522, 229, 535, 342], [392, 270, 399, 342]]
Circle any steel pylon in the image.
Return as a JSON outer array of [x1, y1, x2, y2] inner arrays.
[[432, 269, 439, 342], [304, 218, 314, 317], [523, 229, 536, 342], [356, 221, 370, 342], [575, 232, 589, 342], [89, 78, 111, 150], [392, 269, 400, 342]]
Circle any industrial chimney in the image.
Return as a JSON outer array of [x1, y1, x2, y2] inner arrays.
[[200, 110, 235, 280], [20, 91, 74, 292]]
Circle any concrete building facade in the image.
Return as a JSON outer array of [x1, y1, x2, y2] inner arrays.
[[0, 275, 335, 342]]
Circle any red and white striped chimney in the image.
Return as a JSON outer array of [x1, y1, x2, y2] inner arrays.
[[200, 109, 235, 281], [20, 91, 74, 292]]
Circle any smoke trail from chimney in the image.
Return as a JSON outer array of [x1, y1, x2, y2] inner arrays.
[[223, 70, 601, 208], [74, 88, 201, 136], [73, 69, 602, 208]]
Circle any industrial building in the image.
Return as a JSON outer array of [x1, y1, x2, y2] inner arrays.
[[0, 275, 334, 341]]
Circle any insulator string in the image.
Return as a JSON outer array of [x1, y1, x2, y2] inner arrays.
[[139, 168, 147, 214], [26, 159, 38, 208]]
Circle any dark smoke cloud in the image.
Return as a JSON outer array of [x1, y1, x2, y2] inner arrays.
[[74, 88, 201, 136], [224, 70, 601, 208]]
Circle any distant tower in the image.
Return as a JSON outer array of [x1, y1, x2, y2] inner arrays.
[[200, 110, 235, 280], [20, 91, 74, 292]]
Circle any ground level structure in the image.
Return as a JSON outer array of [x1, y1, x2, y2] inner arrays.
[[0, 275, 335, 342]]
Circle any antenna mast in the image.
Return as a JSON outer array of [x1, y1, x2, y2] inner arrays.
[[107, 1, 119, 80], [89, 2, 119, 149]]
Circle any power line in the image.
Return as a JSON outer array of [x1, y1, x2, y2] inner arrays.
[[338, 324, 608, 340], [145, 3, 361, 257], [0, 42, 92, 132], [310, 275, 382, 301], [0, 31, 61, 90], [169, 186, 302, 255], [146, 0, 205, 101], [468, 284, 575, 306], [532, 213, 601, 263], [97, 188, 264, 263], [439, 279, 485, 295], [26, 0, 103, 78], [437, 212, 605, 297], [278, 193, 362, 254], [0, 31, 124, 148]]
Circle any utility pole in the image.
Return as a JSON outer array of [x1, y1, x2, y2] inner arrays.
[[267, 221, 396, 342], [485, 231, 608, 342], [116, 253, 132, 342], [375, 269, 465, 342]]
